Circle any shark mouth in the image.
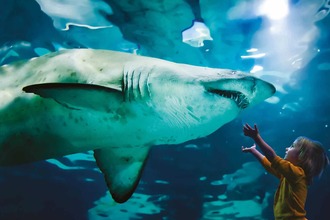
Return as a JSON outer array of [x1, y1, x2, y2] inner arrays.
[[209, 89, 249, 109]]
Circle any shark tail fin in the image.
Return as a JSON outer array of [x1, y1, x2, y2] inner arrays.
[[94, 146, 151, 203]]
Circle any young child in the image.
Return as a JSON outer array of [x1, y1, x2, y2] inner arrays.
[[242, 123, 329, 220]]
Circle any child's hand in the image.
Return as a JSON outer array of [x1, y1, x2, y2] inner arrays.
[[242, 144, 256, 153], [243, 123, 259, 139]]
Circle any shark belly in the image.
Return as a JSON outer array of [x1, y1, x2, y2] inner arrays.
[[0, 94, 206, 165], [0, 99, 146, 164]]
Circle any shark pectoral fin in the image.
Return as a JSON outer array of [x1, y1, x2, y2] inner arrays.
[[93, 146, 151, 203], [23, 83, 123, 111]]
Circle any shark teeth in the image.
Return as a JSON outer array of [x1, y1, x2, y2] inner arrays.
[[209, 89, 249, 109]]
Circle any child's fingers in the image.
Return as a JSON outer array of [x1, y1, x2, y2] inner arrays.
[[254, 124, 258, 132]]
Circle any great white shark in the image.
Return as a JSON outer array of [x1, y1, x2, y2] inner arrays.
[[0, 49, 275, 203]]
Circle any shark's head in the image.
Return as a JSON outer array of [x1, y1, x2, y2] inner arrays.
[[201, 69, 276, 109], [147, 62, 276, 109], [144, 64, 276, 138]]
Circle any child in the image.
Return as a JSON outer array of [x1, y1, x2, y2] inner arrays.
[[242, 123, 329, 220]]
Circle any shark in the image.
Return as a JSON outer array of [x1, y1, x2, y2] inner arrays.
[[0, 49, 275, 203]]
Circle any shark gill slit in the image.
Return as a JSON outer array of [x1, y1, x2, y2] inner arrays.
[[146, 71, 152, 98], [131, 69, 137, 99], [136, 70, 142, 99], [124, 70, 128, 101], [138, 70, 145, 99], [124, 69, 133, 101], [129, 70, 134, 101]]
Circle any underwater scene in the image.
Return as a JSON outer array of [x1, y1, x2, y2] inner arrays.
[[0, 0, 330, 219]]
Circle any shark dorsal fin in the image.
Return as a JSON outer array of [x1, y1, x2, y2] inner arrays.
[[93, 146, 151, 203], [23, 83, 123, 111]]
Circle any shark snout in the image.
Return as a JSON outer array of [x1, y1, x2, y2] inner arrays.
[[249, 77, 276, 106]]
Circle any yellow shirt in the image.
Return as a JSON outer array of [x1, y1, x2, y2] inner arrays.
[[261, 156, 308, 220]]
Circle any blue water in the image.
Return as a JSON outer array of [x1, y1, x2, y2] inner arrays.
[[1, 0, 330, 219]]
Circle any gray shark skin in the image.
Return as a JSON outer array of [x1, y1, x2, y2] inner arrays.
[[0, 49, 275, 203]]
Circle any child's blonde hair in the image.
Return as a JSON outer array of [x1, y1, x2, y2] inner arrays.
[[294, 137, 329, 185]]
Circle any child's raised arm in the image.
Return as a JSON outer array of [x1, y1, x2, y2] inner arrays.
[[242, 144, 265, 162], [243, 123, 277, 162]]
